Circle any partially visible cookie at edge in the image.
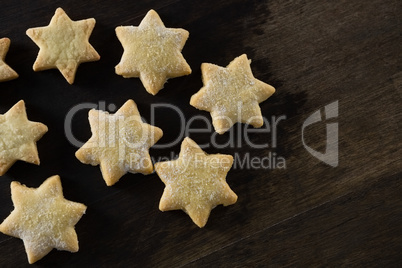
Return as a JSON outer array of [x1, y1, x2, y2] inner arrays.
[[0, 37, 18, 82], [0, 100, 48, 176]]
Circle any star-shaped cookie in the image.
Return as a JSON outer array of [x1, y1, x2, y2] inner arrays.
[[75, 99, 163, 186], [0, 38, 18, 82], [0, 100, 48, 176], [190, 54, 276, 134], [0, 175, 87, 264], [115, 9, 192, 95], [155, 137, 237, 228], [26, 7, 100, 84]]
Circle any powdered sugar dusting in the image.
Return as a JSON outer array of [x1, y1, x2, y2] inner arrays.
[[190, 54, 275, 134], [115, 10, 191, 95], [0, 177, 86, 263], [156, 138, 237, 227]]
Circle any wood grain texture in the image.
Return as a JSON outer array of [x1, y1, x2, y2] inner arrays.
[[0, 0, 401, 267]]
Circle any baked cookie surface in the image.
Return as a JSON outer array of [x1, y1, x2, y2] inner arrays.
[[0, 38, 18, 82], [0, 175, 87, 264], [75, 99, 163, 186], [155, 137, 237, 228], [0, 100, 48, 176], [190, 54, 275, 134], [26, 7, 100, 84], [115, 9, 191, 95]]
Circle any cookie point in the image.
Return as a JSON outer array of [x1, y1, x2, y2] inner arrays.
[[82, 204, 88, 212], [269, 84, 276, 94], [216, 128, 228, 135], [148, 9, 158, 15], [1, 37, 10, 44], [251, 118, 264, 128], [10, 181, 21, 189], [27, 257, 35, 264], [225, 154, 234, 164], [114, 64, 121, 74], [159, 202, 167, 211], [16, 99, 25, 106], [189, 96, 196, 106], [182, 136, 192, 144], [105, 180, 116, 187], [126, 99, 135, 105], [149, 90, 157, 96], [55, 7, 65, 13], [88, 109, 98, 117], [27, 250, 41, 264], [193, 218, 207, 228], [155, 127, 164, 140], [48, 174, 61, 181], [42, 123, 49, 133], [74, 150, 81, 160], [65, 75, 75, 84]]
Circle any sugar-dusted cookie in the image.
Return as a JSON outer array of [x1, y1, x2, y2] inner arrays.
[[0, 37, 18, 82], [26, 7, 100, 84], [0, 175, 87, 264], [0, 38, 18, 82], [155, 137, 237, 228], [115, 9, 191, 95], [75, 99, 163, 186], [0, 100, 48, 176], [190, 54, 275, 134]]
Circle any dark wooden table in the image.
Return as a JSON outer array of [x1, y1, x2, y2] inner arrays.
[[0, 0, 401, 267]]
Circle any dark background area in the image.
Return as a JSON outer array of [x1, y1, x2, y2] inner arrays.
[[0, 0, 401, 267]]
